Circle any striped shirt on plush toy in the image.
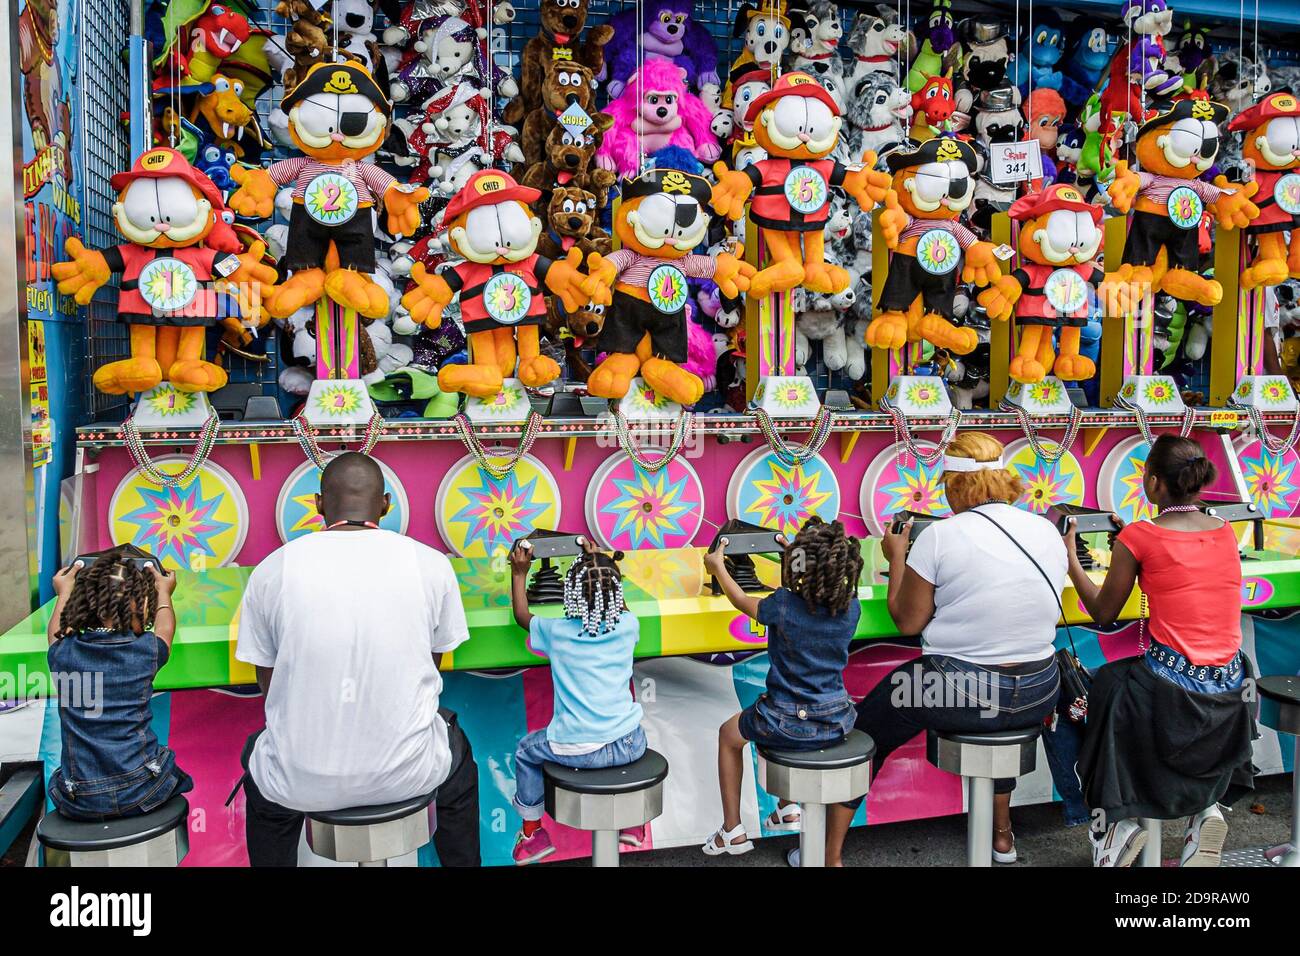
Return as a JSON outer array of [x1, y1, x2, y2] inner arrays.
[[269, 157, 397, 204]]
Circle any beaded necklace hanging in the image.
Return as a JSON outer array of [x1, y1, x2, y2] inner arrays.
[[121, 410, 221, 487]]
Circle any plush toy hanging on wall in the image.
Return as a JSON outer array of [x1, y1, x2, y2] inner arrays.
[[1229, 92, 1300, 290], [582, 168, 754, 405], [227, 62, 429, 319], [53, 147, 277, 395], [604, 0, 721, 97], [710, 72, 891, 298], [723, 1, 791, 108], [864, 137, 1000, 355], [400, 169, 607, 398], [1107, 99, 1260, 307], [597, 59, 722, 178], [977, 184, 1114, 383]]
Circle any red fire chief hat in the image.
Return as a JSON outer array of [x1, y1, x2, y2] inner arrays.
[[110, 147, 225, 212], [1008, 183, 1103, 225], [441, 170, 541, 225], [744, 71, 840, 126], [1228, 90, 1300, 132]]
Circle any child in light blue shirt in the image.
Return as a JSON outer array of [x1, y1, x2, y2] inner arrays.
[[508, 538, 646, 864]]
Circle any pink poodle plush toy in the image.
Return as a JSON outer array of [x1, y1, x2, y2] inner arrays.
[[596, 59, 721, 178]]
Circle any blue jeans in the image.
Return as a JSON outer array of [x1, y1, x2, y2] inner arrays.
[[512, 726, 648, 822], [1144, 640, 1245, 694]]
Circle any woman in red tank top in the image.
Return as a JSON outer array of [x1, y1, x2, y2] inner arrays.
[[1064, 436, 1254, 869]]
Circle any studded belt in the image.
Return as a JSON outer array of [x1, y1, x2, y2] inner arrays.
[[1147, 640, 1242, 683]]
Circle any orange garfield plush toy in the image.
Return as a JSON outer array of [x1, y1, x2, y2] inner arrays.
[[227, 62, 428, 320], [53, 147, 276, 395], [1107, 98, 1259, 307], [865, 137, 1001, 354], [401, 170, 607, 399], [1228, 91, 1300, 289], [710, 72, 891, 298], [978, 184, 1118, 383], [584, 168, 754, 405]]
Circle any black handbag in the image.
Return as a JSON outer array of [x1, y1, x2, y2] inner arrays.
[[970, 508, 1091, 722]]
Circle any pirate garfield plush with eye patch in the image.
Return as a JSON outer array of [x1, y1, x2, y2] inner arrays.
[[584, 168, 754, 405], [53, 147, 277, 395], [1228, 92, 1300, 290], [710, 72, 891, 299], [228, 62, 429, 320], [1107, 98, 1260, 307], [978, 184, 1123, 383], [401, 169, 607, 398], [865, 137, 1001, 355]]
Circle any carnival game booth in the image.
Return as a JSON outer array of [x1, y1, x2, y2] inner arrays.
[[5, 0, 1300, 866]]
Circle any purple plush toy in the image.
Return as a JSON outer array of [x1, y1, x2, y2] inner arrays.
[[604, 0, 721, 98]]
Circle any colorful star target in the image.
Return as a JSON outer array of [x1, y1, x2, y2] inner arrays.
[[1003, 438, 1085, 514], [275, 459, 410, 543], [727, 447, 840, 539], [586, 452, 704, 550], [109, 457, 248, 571], [435, 450, 561, 558], [1097, 434, 1156, 524], [860, 441, 952, 536], [1236, 439, 1300, 519]]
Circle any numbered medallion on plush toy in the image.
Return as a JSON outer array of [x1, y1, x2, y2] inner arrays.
[[784, 165, 827, 215], [483, 272, 533, 325], [304, 172, 359, 225], [1098, 434, 1156, 524], [916, 229, 961, 275], [275, 459, 410, 543], [1003, 437, 1085, 515], [436, 450, 561, 558], [1232, 375, 1298, 411], [751, 375, 822, 419], [1044, 268, 1088, 314], [727, 446, 840, 540], [647, 264, 688, 314], [1166, 186, 1203, 230], [1235, 438, 1300, 519], [465, 378, 534, 423], [1003, 377, 1074, 415], [1276, 173, 1300, 215], [109, 456, 248, 571], [1115, 375, 1185, 413], [859, 441, 952, 536], [586, 452, 704, 551], [132, 383, 214, 428], [305, 379, 375, 426], [138, 257, 198, 314]]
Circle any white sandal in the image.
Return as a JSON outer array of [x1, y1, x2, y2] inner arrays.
[[766, 805, 802, 833], [701, 822, 755, 856]]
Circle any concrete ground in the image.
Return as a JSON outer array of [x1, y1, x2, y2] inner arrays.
[[593, 774, 1297, 867]]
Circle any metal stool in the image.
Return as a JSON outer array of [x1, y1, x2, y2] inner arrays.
[[926, 727, 1041, 867], [37, 796, 190, 867], [1259, 675, 1300, 867], [306, 790, 437, 866], [758, 730, 875, 868], [1137, 819, 1164, 867], [544, 750, 668, 867]]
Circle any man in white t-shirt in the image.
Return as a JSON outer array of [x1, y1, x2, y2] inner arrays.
[[234, 453, 477, 866]]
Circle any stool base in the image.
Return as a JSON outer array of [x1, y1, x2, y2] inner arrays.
[[967, 777, 994, 868], [1139, 819, 1163, 867], [797, 803, 827, 867]]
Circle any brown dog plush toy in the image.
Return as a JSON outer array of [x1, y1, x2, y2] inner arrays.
[[504, 0, 613, 123], [520, 119, 616, 208], [535, 186, 611, 261], [521, 59, 601, 165]]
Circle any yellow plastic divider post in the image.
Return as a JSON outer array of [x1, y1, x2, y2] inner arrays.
[[870, 208, 892, 405], [989, 212, 1014, 406], [1099, 216, 1130, 407], [744, 214, 763, 402], [1209, 224, 1244, 407]]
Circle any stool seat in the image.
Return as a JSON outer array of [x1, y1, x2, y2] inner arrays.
[[1257, 675, 1300, 736], [927, 727, 1041, 779], [543, 750, 669, 796], [758, 731, 876, 771], [544, 750, 668, 848], [37, 797, 189, 867], [306, 790, 436, 865], [930, 727, 1042, 747]]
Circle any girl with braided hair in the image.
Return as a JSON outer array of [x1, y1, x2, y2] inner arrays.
[[45, 546, 193, 821], [702, 516, 863, 857], [508, 537, 646, 864]]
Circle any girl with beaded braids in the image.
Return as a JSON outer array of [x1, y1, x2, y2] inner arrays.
[[507, 537, 646, 864], [45, 546, 194, 821], [702, 516, 863, 857]]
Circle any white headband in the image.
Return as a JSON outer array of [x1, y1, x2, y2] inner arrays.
[[943, 455, 1005, 472]]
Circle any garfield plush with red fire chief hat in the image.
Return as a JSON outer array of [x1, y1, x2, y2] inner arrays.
[[228, 61, 428, 320], [401, 169, 607, 399], [53, 146, 276, 395], [978, 184, 1122, 383], [710, 71, 892, 298], [865, 137, 1001, 355], [1107, 98, 1260, 306], [1229, 91, 1300, 289]]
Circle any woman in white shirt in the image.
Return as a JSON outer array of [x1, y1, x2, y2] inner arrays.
[[823, 432, 1065, 866]]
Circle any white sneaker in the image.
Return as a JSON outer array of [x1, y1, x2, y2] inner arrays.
[[1092, 819, 1147, 867], [1181, 805, 1228, 867]]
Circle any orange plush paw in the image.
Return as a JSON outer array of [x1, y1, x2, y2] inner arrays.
[[324, 269, 389, 318], [167, 359, 229, 393]]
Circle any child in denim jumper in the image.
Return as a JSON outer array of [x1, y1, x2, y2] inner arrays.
[[508, 538, 646, 865], [702, 517, 863, 856], [46, 546, 193, 821]]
